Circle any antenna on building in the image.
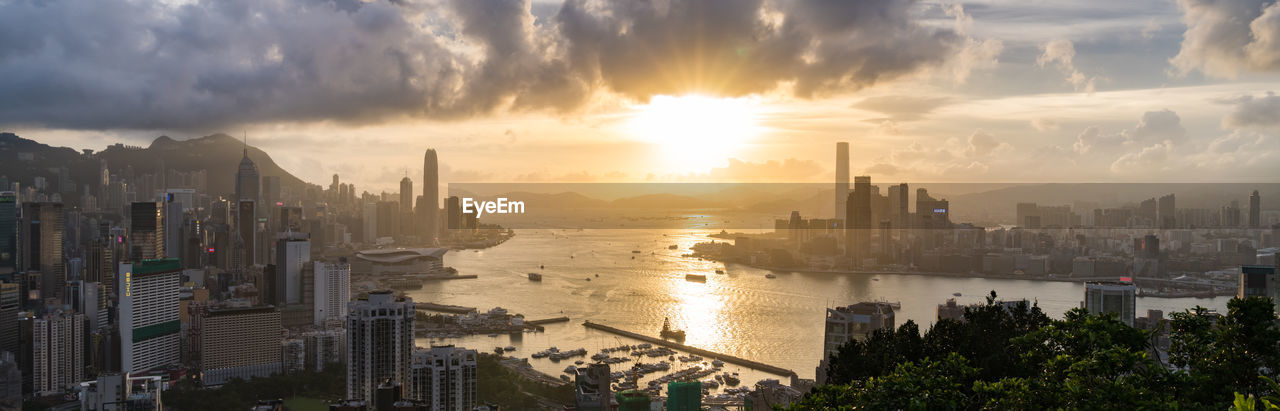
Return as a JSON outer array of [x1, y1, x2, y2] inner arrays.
[[243, 130, 248, 157]]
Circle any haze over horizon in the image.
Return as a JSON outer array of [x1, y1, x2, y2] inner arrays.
[[3, 0, 1280, 191]]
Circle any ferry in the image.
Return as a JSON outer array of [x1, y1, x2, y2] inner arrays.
[[765, 273, 776, 279], [668, 245, 678, 250], [953, 292, 962, 297], [632, 250, 642, 254], [685, 274, 707, 282], [528, 273, 542, 281], [504, 346, 516, 351]]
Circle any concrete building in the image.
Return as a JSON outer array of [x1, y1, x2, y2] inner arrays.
[[408, 345, 477, 411], [79, 373, 164, 411], [834, 142, 848, 221], [1083, 281, 1137, 326], [0, 352, 19, 411], [815, 302, 895, 385], [275, 233, 311, 304], [313, 259, 351, 326], [33, 310, 84, 394], [573, 363, 611, 411], [1239, 265, 1278, 303], [302, 328, 344, 372], [200, 305, 282, 386], [119, 258, 182, 374], [346, 291, 415, 401]]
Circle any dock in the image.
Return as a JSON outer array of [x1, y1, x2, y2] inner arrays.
[[526, 316, 571, 325], [582, 321, 797, 377], [414, 302, 477, 314]]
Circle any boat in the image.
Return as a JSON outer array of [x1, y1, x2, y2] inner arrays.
[[585, 278, 591, 281], [714, 269, 724, 274], [494, 347, 504, 355], [953, 292, 962, 297], [711, 359, 724, 367], [668, 245, 678, 250], [660, 317, 686, 342], [632, 250, 642, 254], [685, 274, 707, 282], [540, 265, 544, 269], [528, 273, 543, 281], [504, 346, 516, 351], [765, 273, 776, 279], [575, 360, 584, 365], [595, 274, 599, 277]]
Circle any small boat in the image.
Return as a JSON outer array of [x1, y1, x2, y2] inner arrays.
[[712, 359, 724, 367], [668, 245, 678, 250], [631, 250, 642, 254], [631, 256, 635, 260], [685, 274, 707, 282], [765, 273, 776, 279], [953, 292, 962, 297], [540, 265, 544, 269], [504, 346, 516, 351], [660, 317, 686, 342], [528, 273, 543, 281], [595, 274, 599, 277], [715, 269, 724, 274], [494, 347, 504, 354], [585, 277, 592, 281]]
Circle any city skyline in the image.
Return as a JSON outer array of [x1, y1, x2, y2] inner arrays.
[[2, 0, 1279, 192]]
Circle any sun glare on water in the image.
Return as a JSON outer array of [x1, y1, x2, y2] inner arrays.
[[627, 94, 763, 173]]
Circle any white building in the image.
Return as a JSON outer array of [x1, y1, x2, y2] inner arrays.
[[302, 328, 345, 372], [33, 310, 84, 394], [313, 260, 351, 326], [79, 373, 164, 411], [409, 345, 477, 411], [346, 291, 414, 401], [200, 305, 282, 386], [1083, 281, 1137, 326], [351, 248, 447, 275], [119, 259, 182, 374]]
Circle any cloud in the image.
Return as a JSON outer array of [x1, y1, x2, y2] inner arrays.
[[962, 129, 1011, 158], [705, 158, 824, 181], [1222, 91, 1280, 129], [1036, 39, 1096, 93], [1171, 0, 1280, 77], [1074, 109, 1186, 154], [0, 0, 992, 131], [851, 96, 952, 121], [1030, 118, 1061, 132], [1110, 141, 1172, 173]]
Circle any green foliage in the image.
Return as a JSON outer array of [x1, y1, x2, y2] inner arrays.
[[162, 365, 347, 411], [475, 353, 574, 409], [800, 293, 1280, 410]]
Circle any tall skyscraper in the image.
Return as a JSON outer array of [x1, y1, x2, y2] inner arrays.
[[119, 258, 182, 374], [32, 310, 84, 394], [163, 194, 183, 260], [313, 259, 351, 326], [1158, 194, 1176, 229], [409, 345, 477, 410], [275, 233, 311, 305], [0, 282, 17, 359], [22, 202, 63, 301], [422, 149, 438, 243], [200, 305, 282, 386], [834, 142, 849, 220], [237, 200, 256, 266], [399, 176, 413, 218], [235, 144, 260, 204], [0, 192, 14, 272], [846, 176, 871, 264], [347, 291, 414, 401], [1251, 190, 1262, 228], [130, 202, 163, 261]]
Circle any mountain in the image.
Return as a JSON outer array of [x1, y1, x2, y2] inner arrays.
[[0, 132, 310, 205]]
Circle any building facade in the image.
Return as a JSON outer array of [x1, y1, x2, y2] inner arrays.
[[119, 259, 182, 374], [200, 305, 282, 386], [409, 345, 477, 411], [1083, 281, 1137, 326], [346, 291, 414, 401]]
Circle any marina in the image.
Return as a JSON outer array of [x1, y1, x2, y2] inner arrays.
[[582, 320, 797, 377]]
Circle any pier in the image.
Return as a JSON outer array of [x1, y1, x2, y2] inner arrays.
[[582, 321, 797, 377], [526, 316, 571, 325], [414, 302, 477, 314]]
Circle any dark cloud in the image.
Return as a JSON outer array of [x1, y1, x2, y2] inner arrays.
[[0, 0, 973, 130], [1171, 0, 1280, 76]]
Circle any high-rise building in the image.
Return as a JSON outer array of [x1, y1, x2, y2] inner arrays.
[[129, 202, 163, 261], [275, 233, 311, 305], [238, 200, 256, 266], [0, 352, 18, 411], [362, 202, 377, 243], [1083, 281, 1136, 326], [163, 195, 183, 260], [0, 282, 16, 358], [667, 380, 702, 411], [834, 142, 849, 220], [302, 328, 344, 372], [1239, 265, 1278, 303], [399, 177, 414, 230], [0, 192, 15, 272], [375, 201, 399, 238], [32, 310, 85, 394], [816, 302, 894, 385], [845, 176, 871, 264], [22, 202, 64, 301], [1158, 194, 1176, 229], [422, 149, 439, 243], [888, 183, 908, 235], [200, 305, 282, 386], [409, 345, 477, 410], [445, 196, 461, 231], [119, 258, 182, 374], [313, 260, 351, 326], [235, 145, 260, 204], [79, 373, 164, 410], [1251, 190, 1262, 228], [347, 291, 414, 401], [573, 363, 611, 411]]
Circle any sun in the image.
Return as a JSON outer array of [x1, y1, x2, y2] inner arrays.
[[626, 94, 763, 173]]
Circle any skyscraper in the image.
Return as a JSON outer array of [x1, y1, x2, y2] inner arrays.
[[313, 259, 351, 326], [347, 291, 414, 401], [846, 176, 871, 264], [0, 192, 14, 272], [834, 142, 849, 220], [422, 149, 438, 243], [1083, 281, 1136, 326], [23, 202, 63, 301], [409, 345, 477, 410], [1159, 194, 1176, 229], [129, 202, 163, 261], [399, 176, 414, 230], [0, 282, 17, 359], [119, 258, 182, 374], [275, 233, 311, 305], [32, 310, 84, 394], [235, 144, 260, 204], [238, 200, 256, 266], [1251, 190, 1262, 228]]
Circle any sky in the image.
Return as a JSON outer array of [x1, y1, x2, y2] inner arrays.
[[2, 0, 1279, 193]]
